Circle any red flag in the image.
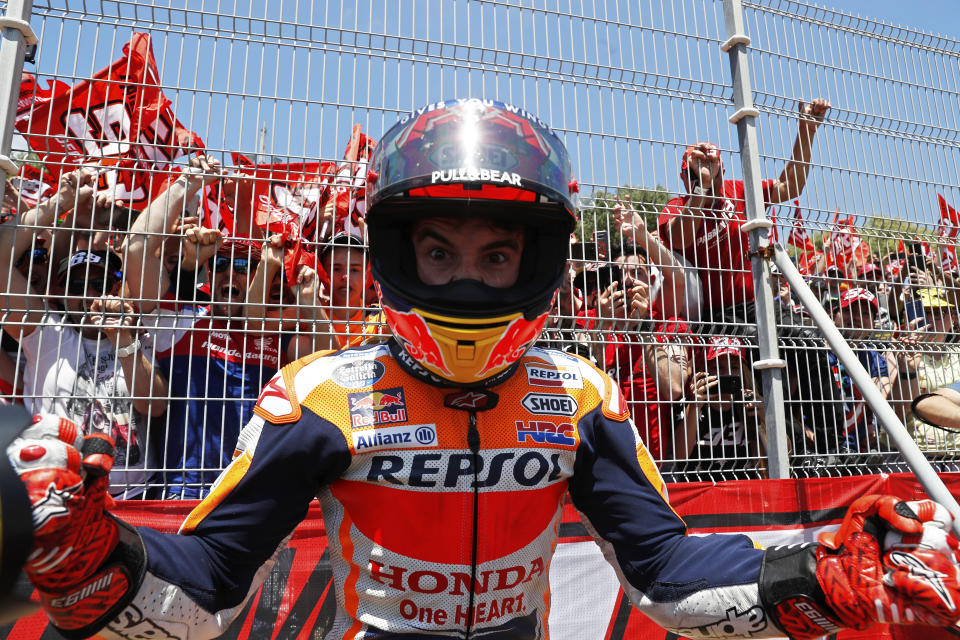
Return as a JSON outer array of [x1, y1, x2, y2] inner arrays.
[[14, 33, 203, 210], [786, 200, 815, 252], [937, 194, 960, 238], [937, 194, 960, 273], [326, 127, 377, 237]]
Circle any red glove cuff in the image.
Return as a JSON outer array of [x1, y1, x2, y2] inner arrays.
[[37, 515, 146, 640]]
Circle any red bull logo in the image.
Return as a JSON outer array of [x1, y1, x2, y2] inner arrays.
[[349, 387, 408, 428], [383, 306, 453, 376], [476, 312, 549, 379]]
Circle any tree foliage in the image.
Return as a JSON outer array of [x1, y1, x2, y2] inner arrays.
[[576, 185, 673, 252]]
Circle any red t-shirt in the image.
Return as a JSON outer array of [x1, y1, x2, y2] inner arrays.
[[604, 318, 690, 461], [658, 179, 776, 311]]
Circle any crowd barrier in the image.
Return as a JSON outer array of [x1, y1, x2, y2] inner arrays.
[[0, 2, 959, 491]]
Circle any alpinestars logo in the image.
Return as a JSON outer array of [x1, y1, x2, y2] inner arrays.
[[677, 605, 767, 638], [888, 551, 957, 611], [32, 480, 82, 529]]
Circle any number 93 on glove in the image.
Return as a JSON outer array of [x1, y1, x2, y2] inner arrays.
[[761, 494, 960, 640], [7, 414, 144, 637]]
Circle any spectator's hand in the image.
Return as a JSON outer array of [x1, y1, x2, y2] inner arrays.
[[626, 280, 651, 323], [683, 143, 721, 204], [294, 265, 319, 305], [181, 224, 223, 268], [172, 215, 199, 236], [907, 267, 931, 288], [320, 199, 336, 238], [89, 295, 137, 351], [612, 200, 645, 240], [220, 171, 254, 210], [56, 167, 97, 222], [262, 234, 286, 273], [799, 98, 831, 127], [317, 280, 331, 307], [687, 372, 719, 405], [179, 154, 223, 192], [597, 281, 628, 328]]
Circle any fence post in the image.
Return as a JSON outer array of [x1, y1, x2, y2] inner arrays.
[[0, 0, 36, 203], [722, 0, 790, 478]]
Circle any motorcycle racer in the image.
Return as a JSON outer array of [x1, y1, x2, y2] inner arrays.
[[8, 99, 960, 640]]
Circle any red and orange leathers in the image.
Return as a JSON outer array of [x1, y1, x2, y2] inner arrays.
[[105, 342, 772, 640]]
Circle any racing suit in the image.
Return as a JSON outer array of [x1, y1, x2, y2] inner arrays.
[[100, 340, 777, 640]]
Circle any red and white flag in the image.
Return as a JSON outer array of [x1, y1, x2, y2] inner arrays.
[[786, 200, 815, 252], [14, 33, 203, 210], [937, 193, 960, 273], [824, 209, 871, 272]]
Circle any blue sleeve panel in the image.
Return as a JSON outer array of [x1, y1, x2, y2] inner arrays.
[[568, 405, 765, 602], [139, 408, 352, 613]]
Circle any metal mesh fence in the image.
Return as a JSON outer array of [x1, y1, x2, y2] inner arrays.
[[1, 0, 959, 497]]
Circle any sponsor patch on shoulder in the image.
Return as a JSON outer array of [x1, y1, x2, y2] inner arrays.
[[333, 360, 386, 388], [352, 423, 438, 453], [522, 393, 578, 416], [348, 387, 408, 428], [524, 364, 583, 389]]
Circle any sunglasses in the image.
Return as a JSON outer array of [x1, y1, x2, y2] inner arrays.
[[66, 277, 109, 294], [212, 256, 255, 275], [15, 247, 48, 267]]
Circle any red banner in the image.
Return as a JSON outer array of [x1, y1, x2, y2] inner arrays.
[[14, 33, 203, 211], [4, 473, 959, 640]]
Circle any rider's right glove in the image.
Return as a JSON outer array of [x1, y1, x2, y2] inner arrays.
[[760, 494, 960, 639], [8, 415, 145, 639]]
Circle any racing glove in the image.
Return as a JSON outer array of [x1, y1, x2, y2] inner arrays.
[[8, 414, 145, 639], [759, 494, 960, 639]]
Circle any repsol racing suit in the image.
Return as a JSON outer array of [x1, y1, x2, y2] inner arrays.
[[101, 340, 777, 640]]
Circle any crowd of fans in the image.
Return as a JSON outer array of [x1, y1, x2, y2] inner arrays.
[[2, 94, 959, 498]]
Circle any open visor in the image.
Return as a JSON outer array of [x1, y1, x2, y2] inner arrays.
[[368, 99, 577, 217]]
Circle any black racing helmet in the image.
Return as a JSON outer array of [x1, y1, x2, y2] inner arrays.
[[366, 99, 579, 385]]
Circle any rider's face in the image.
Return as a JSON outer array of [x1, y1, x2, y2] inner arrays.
[[411, 217, 525, 289]]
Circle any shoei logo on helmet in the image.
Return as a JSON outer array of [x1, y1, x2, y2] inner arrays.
[[332, 360, 387, 388], [352, 423, 438, 453], [475, 312, 549, 379], [431, 167, 522, 187]]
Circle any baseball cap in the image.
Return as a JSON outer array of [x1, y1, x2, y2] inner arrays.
[[824, 264, 844, 278], [216, 238, 262, 262], [838, 287, 879, 310], [917, 288, 955, 309], [704, 336, 745, 361], [321, 231, 366, 259], [859, 262, 882, 279], [56, 250, 122, 282]]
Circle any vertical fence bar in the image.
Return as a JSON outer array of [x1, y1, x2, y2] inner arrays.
[[722, 0, 790, 478], [0, 0, 35, 203]]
